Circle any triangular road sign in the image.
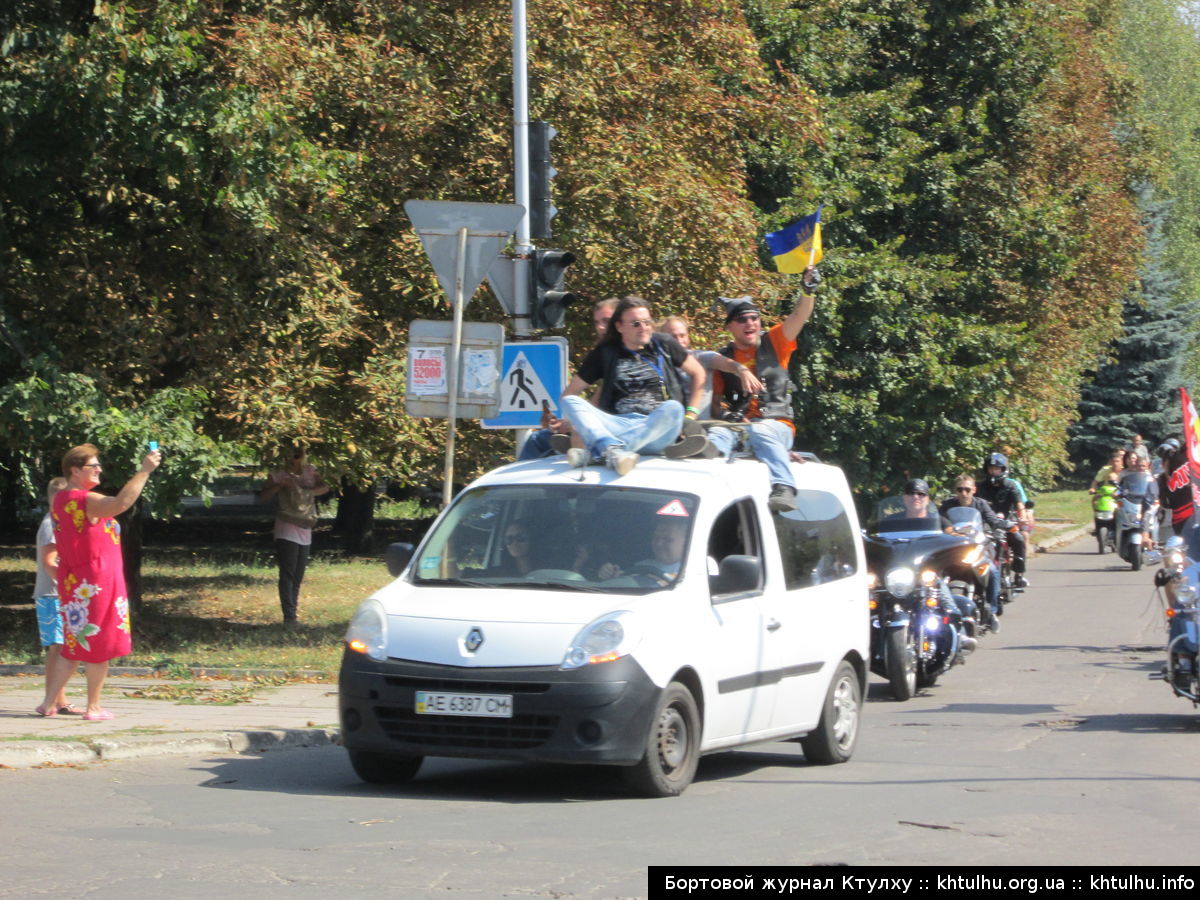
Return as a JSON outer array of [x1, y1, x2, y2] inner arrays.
[[404, 200, 524, 307]]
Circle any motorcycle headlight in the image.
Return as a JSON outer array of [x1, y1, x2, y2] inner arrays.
[[885, 567, 916, 597], [345, 599, 388, 662], [1177, 583, 1199, 608], [1168, 551, 1185, 568], [962, 546, 983, 566], [562, 611, 640, 670]]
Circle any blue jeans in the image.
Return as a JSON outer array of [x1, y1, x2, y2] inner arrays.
[[561, 397, 683, 457], [518, 428, 555, 461], [985, 562, 1000, 614], [708, 419, 797, 489]]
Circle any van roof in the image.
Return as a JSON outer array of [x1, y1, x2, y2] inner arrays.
[[471, 455, 846, 499]]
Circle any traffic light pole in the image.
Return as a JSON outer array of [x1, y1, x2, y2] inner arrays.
[[512, 0, 532, 337], [511, 0, 534, 455]]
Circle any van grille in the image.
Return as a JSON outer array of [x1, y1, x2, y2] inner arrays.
[[382, 675, 552, 694], [375, 706, 558, 750]]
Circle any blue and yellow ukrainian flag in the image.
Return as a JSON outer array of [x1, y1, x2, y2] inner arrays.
[[765, 207, 823, 274]]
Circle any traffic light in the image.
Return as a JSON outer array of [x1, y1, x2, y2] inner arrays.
[[531, 249, 578, 330], [528, 121, 558, 240]]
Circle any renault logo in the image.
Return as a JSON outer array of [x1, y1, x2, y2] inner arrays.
[[464, 627, 485, 652]]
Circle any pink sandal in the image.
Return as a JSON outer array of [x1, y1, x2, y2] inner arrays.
[[82, 709, 115, 721], [33, 704, 57, 718]]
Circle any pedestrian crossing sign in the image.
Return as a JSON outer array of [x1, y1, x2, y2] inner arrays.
[[481, 340, 569, 429]]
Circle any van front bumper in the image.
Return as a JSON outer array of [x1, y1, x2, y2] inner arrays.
[[338, 650, 662, 765]]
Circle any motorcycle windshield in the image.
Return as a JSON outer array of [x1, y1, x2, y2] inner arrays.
[[870, 496, 941, 535], [945, 506, 984, 535], [1120, 471, 1153, 501]]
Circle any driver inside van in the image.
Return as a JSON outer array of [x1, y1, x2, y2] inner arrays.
[[597, 517, 689, 583]]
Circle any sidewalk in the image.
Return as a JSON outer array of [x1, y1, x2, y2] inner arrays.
[[0, 668, 339, 769]]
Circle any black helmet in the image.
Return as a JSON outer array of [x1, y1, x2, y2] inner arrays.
[[1158, 438, 1181, 458], [985, 452, 1008, 473]]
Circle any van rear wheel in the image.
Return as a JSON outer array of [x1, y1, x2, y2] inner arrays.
[[623, 682, 700, 797]]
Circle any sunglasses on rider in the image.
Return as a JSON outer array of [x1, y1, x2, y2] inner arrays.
[[732, 314, 760, 324]]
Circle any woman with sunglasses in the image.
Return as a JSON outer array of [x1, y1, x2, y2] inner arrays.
[[42, 443, 161, 721]]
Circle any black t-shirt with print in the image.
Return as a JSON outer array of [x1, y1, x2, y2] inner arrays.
[[578, 336, 688, 415]]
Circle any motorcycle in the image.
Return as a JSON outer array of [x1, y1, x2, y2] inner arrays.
[[1116, 471, 1158, 572], [865, 498, 978, 700], [942, 506, 1000, 630], [1150, 534, 1200, 704], [991, 514, 1021, 604], [1092, 481, 1118, 554]]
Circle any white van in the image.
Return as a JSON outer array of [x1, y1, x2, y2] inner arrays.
[[339, 454, 869, 796]]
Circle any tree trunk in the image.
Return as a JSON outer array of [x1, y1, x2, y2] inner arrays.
[[336, 480, 376, 556], [0, 450, 19, 532]]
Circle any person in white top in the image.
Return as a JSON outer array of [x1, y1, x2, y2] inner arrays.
[[34, 477, 76, 717]]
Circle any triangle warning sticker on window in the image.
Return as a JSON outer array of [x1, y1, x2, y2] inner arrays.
[[656, 499, 689, 517]]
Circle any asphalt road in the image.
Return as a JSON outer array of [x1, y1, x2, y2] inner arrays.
[[0, 538, 1194, 896]]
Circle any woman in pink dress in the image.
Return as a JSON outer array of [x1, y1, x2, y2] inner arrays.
[[43, 443, 161, 721]]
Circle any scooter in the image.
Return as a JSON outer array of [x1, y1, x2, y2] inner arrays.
[[1116, 471, 1157, 571], [865, 498, 977, 701], [1092, 481, 1118, 554], [1150, 535, 1200, 704]]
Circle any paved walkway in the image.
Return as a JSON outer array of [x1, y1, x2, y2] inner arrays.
[[0, 670, 338, 768]]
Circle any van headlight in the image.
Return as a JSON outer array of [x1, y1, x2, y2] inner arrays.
[[345, 599, 388, 661], [562, 611, 640, 669]]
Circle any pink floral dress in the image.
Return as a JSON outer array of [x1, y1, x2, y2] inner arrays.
[[51, 489, 132, 662]]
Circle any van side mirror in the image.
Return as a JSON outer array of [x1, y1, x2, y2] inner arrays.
[[712, 555, 761, 598], [385, 542, 414, 578]]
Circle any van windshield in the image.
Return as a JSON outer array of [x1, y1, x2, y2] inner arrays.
[[411, 485, 700, 594]]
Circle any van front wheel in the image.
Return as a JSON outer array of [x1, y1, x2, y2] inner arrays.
[[623, 682, 700, 797]]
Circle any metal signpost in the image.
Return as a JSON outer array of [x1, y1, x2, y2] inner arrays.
[[404, 200, 523, 506]]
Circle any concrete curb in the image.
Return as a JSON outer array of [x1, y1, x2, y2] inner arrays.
[[0, 727, 339, 769], [1035, 525, 1092, 554], [0, 665, 332, 680]]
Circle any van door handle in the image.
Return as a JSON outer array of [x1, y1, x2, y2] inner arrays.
[[766, 619, 782, 632]]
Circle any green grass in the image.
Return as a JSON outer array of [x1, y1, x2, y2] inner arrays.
[[1030, 489, 1093, 531], [0, 540, 392, 678]]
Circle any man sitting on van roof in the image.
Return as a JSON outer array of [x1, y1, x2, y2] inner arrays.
[[707, 267, 819, 513]]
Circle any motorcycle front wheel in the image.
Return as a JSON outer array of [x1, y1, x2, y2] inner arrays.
[[1096, 524, 1108, 554], [885, 626, 917, 701]]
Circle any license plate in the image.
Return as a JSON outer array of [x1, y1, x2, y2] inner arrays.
[[415, 690, 513, 718]]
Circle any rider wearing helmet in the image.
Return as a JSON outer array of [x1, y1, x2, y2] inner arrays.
[[1157, 438, 1194, 537], [974, 452, 1030, 589]]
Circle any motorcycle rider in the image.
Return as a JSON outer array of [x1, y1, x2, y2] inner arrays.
[[975, 452, 1030, 589], [1089, 448, 1125, 495], [939, 474, 1004, 631], [1120, 452, 1161, 550], [1157, 438, 1195, 537]]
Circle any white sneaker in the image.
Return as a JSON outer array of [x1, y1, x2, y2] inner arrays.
[[605, 446, 639, 475], [566, 448, 589, 468]]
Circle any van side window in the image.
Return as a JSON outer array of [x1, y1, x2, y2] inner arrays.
[[771, 490, 858, 589], [707, 499, 763, 597]]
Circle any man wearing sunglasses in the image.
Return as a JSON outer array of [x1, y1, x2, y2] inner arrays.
[[707, 267, 818, 513], [939, 474, 1004, 630]]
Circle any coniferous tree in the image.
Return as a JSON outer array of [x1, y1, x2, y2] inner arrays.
[[1071, 184, 1195, 470]]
